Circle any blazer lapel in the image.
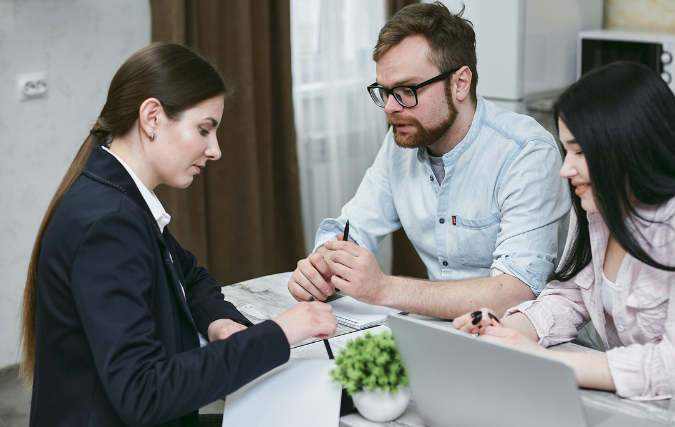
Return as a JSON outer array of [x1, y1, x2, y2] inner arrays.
[[161, 226, 200, 334]]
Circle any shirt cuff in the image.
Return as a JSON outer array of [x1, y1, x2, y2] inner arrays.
[[504, 300, 552, 347], [492, 255, 548, 296], [490, 267, 505, 277], [314, 219, 360, 252], [606, 342, 673, 400]]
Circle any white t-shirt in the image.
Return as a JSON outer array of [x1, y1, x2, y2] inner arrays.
[[602, 272, 619, 318]]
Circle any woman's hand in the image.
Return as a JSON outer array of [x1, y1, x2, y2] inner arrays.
[[479, 325, 545, 354], [452, 308, 502, 334], [207, 318, 248, 342], [272, 301, 338, 346], [453, 308, 544, 353]]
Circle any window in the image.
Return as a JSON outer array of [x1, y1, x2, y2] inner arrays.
[[291, 0, 389, 263]]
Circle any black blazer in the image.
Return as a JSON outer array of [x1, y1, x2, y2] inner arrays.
[[29, 146, 290, 427]]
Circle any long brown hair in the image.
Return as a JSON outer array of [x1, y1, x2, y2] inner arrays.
[[373, 1, 478, 102], [20, 42, 229, 387]]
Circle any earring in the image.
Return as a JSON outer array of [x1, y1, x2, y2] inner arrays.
[[150, 132, 155, 141]]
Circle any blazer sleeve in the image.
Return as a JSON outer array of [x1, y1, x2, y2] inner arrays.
[[164, 231, 252, 335], [70, 211, 290, 426]]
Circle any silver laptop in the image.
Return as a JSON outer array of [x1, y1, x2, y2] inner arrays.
[[388, 313, 661, 427]]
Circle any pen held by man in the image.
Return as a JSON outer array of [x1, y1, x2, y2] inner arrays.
[[287, 220, 352, 302]]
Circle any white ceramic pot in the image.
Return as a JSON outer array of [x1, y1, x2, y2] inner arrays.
[[351, 386, 412, 422]]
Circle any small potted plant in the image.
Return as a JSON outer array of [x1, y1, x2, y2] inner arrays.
[[330, 330, 411, 422]]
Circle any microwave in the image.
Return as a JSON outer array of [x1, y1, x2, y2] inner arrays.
[[578, 29, 675, 91]]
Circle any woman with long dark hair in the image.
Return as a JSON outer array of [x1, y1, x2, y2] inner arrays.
[[453, 61, 675, 399], [21, 42, 337, 426]]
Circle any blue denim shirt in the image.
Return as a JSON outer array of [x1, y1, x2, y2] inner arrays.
[[315, 96, 571, 296]]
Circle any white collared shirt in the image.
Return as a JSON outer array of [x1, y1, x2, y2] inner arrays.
[[102, 146, 171, 233]]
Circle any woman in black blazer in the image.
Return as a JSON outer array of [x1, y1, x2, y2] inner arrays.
[[20, 42, 337, 427]]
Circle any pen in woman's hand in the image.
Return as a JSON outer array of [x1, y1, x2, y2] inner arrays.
[[307, 296, 335, 359]]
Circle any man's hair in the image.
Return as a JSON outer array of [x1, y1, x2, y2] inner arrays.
[[373, 1, 478, 102]]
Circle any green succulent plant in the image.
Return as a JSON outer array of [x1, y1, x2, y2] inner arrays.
[[329, 330, 409, 396]]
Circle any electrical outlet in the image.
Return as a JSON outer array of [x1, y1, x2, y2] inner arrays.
[[16, 72, 48, 100]]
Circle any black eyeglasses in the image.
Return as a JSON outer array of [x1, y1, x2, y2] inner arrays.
[[367, 68, 460, 108]]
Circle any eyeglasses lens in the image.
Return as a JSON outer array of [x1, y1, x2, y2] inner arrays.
[[371, 87, 417, 108], [393, 87, 416, 107], [373, 88, 387, 107]]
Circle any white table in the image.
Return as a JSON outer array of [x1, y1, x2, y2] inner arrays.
[[222, 272, 672, 426]]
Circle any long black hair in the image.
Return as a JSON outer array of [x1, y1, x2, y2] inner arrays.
[[551, 61, 675, 282]]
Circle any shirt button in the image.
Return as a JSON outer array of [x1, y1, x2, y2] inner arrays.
[[430, 175, 434, 181], [617, 325, 624, 332], [442, 261, 448, 266], [439, 218, 445, 224]]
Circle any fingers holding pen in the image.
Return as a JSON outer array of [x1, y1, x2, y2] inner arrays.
[[323, 239, 361, 256], [308, 299, 338, 340], [273, 300, 337, 346]]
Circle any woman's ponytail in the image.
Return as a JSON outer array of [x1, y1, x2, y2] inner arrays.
[[19, 130, 104, 387]]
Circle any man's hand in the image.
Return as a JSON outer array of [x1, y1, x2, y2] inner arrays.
[[323, 239, 387, 305], [288, 252, 334, 302], [207, 318, 247, 342], [287, 233, 348, 302]]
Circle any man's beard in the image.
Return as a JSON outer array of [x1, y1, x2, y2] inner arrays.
[[388, 94, 458, 149]]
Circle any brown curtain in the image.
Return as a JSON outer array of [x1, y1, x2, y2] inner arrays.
[[151, 0, 305, 286], [385, 0, 427, 279]]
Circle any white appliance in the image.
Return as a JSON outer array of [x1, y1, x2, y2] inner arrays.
[[578, 29, 675, 91], [427, 0, 604, 112]]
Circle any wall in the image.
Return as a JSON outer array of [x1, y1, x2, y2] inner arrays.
[[0, 0, 150, 370], [605, 0, 675, 32]]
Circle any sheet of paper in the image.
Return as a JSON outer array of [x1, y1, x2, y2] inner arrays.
[[222, 359, 341, 427], [291, 325, 390, 359]]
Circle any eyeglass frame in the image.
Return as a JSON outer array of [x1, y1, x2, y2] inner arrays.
[[367, 67, 461, 108]]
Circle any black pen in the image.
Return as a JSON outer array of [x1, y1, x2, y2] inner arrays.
[[307, 296, 335, 359], [333, 220, 349, 295]]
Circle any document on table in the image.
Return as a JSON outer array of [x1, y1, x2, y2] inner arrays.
[[291, 325, 390, 359], [328, 296, 401, 329], [222, 358, 341, 427]]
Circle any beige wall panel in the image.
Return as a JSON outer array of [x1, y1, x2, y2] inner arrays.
[[605, 0, 675, 32]]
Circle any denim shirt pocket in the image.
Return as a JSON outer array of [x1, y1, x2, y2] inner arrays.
[[455, 213, 500, 268]]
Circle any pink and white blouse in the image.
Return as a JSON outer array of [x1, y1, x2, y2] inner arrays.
[[506, 197, 675, 400]]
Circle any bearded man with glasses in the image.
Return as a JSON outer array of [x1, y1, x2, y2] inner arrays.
[[288, 1, 571, 320]]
